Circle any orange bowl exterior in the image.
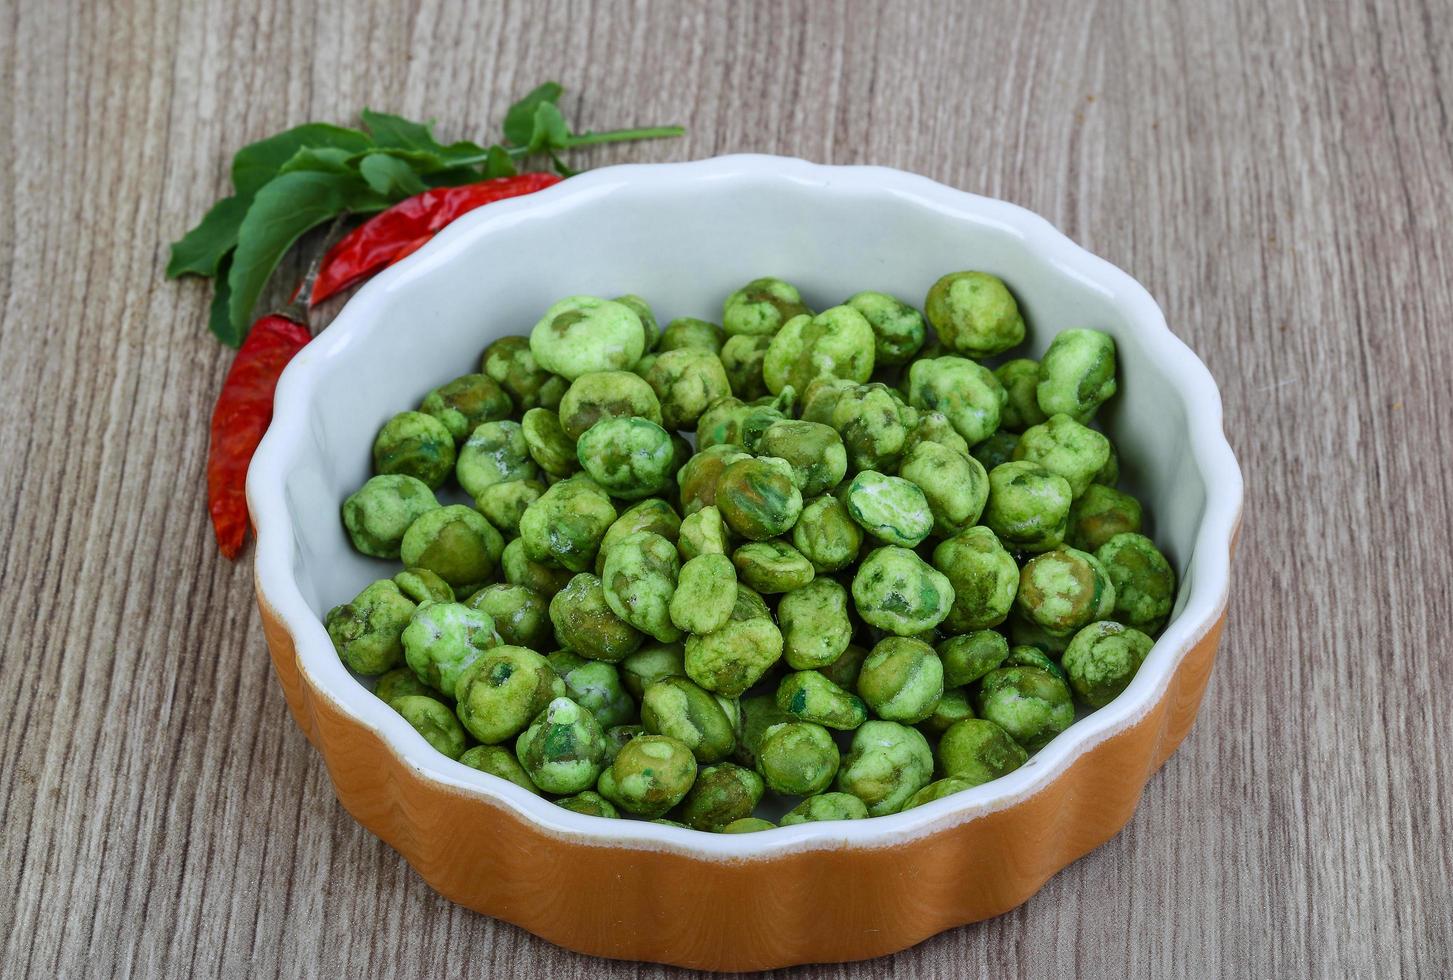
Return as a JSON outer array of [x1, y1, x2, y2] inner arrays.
[[258, 585, 1226, 971]]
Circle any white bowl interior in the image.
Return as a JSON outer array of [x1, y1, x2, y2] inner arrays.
[[252, 156, 1240, 855]]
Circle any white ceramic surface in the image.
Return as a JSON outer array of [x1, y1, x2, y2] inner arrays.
[[248, 154, 1242, 857]]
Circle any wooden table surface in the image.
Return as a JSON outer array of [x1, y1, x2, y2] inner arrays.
[[3, 0, 1451, 976]]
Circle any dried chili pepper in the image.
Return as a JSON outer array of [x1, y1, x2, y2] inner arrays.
[[310, 172, 562, 305], [207, 313, 311, 558]]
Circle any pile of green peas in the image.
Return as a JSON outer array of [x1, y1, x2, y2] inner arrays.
[[326, 272, 1177, 831]]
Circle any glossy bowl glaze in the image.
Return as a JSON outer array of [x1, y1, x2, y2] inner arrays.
[[248, 155, 1242, 971]]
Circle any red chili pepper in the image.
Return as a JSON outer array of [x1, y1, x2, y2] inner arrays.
[[207, 313, 311, 559], [310, 172, 562, 305]]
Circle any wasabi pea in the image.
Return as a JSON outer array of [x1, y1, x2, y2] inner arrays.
[[684, 593, 784, 697], [393, 567, 454, 604], [620, 643, 686, 700], [600, 530, 681, 642], [342, 474, 440, 559], [550, 572, 644, 663], [714, 456, 803, 541], [420, 373, 513, 443], [799, 376, 856, 426], [756, 420, 848, 497], [937, 629, 1010, 687], [679, 763, 764, 830], [597, 498, 682, 569], [778, 578, 853, 669], [473, 479, 545, 537], [904, 410, 971, 459], [602, 723, 645, 763], [931, 527, 1019, 632], [898, 442, 989, 538], [917, 687, 976, 736], [641, 675, 738, 763], [906, 356, 1006, 446], [903, 776, 978, 809], [1096, 533, 1176, 633], [576, 417, 675, 500], [1015, 547, 1116, 636], [1068, 484, 1143, 552], [719, 335, 773, 401], [732, 540, 814, 593], [520, 408, 579, 478], [780, 792, 869, 825], [644, 349, 732, 431], [455, 645, 565, 744], [923, 270, 1025, 358], [935, 718, 1028, 786], [994, 359, 1048, 433], [519, 477, 617, 572], [670, 553, 737, 635], [764, 306, 876, 394], [843, 470, 934, 548], [791, 495, 863, 573], [390, 694, 467, 760], [400, 505, 501, 592], [1012, 414, 1112, 499], [325, 580, 416, 675], [831, 383, 913, 471], [515, 696, 606, 794], [556, 790, 619, 818], [983, 461, 1073, 553], [374, 666, 439, 705], [1036, 328, 1117, 421], [678, 443, 751, 514], [975, 666, 1075, 750], [720, 817, 775, 833], [548, 650, 636, 728], [834, 720, 934, 816], [818, 643, 872, 692], [482, 335, 566, 411], [659, 317, 725, 354], [598, 734, 697, 817], [722, 276, 810, 337], [971, 430, 1020, 472], [529, 296, 646, 380], [501, 537, 573, 597], [846, 290, 926, 366], [372, 410, 456, 489], [677, 505, 729, 561], [558, 370, 662, 441], [857, 637, 944, 724], [851, 546, 954, 636], [756, 721, 840, 795], [776, 669, 867, 730], [458, 744, 538, 793], [402, 600, 500, 697], [613, 293, 660, 351], [1004, 644, 1070, 685]]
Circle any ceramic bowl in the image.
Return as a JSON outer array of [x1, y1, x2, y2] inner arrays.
[[248, 154, 1242, 971]]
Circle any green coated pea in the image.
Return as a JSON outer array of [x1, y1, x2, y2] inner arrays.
[[342, 474, 440, 559], [473, 479, 546, 537], [831, 383, 914, 471], [454, 645, 565, 744], [644, 349, 732, 431], [547, 650, 636, 728], [898, 442, 989, 538], [600, 531, 681, 643], [1094, 443, 1120, 486], [558, 370, 663, 441], [393, 567, 454, 605], [983, 461, 1073, 553], [846, 290, 926, 367], [373, 410, 457, 489], [1061, 620, 1155, 707], [917, 687, 976, 736], [720, 817, 775, 833], [818, 643, 872, 692], [780, 791, 869, 825], [1007, 613, 1074, 656], [937, 629, 1010, 687], [576, 417, 675, 500], [732, 694, 792, 769], [791, 495, 863, 573], [326, 580, 416, 675], [935, 718, 1029, 786], [519, 477, 617, 572], [420, 373, 513, 443], [1012, 414, 1112, 499], [851, 546, 954, 636], [556, 790, 619, 818], [1096, 532, 1176, 633], [620, 643, 686, 700], [776, 670, 867, 730], [904, 410, 971, 459], [400, 505, 502, 592], [501, 537, 573, 597], [374, 666, 439, 705], [596, 499, 682, 571], [613, 293, 660, 351], [902, 776, 978, 809], [906, 356, 1006, 446], [778, 578, 852, 669], [390, 694, 467, 760], [975, 666, 1075, 750], [1036, 328, 1117, 421], [458, 744, 538, 793], [598, 734, 698, 817], [1004, 645, 1069, 685], [722, 276, 811, 337], [843, 470, 934, 547], [515, 696, 606, 794], [602, 723, 645, 764], [756, 420, 848, 497], [671, 553, 737, 635], [549, 573, 644, 663], [679, 763, 764, 831], [683, 600, 784, 697], [1068, 484, 1143, 552], [402, 600, 501, 698], [1015, 547, 1116, 635], [719, 335, 773, 401], [678, 443, 751, 514], [923, 270, 1025, 358], [857, 636, 944, 723], [834, 720, 934, 816], [715, 457, 804, 541], [456, 420, 537, 497], [994, 359, 1048, 433], [677, 505, 729, 561], [659, 317, 726, 354], [520, 408, 579, 478], [482, 335, 566, 411], [756, 721, 840, 795], [971, 430, 1019, 472], [764, 306, 876, 395], [529, 296, 646, 380], [640, 675, 738, 763], [732, 541, 814, 593]]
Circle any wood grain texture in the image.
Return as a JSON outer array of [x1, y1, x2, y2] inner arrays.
[[1, 0, 1449, 976]]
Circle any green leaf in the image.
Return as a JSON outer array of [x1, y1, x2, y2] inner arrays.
[[166, 195, 247, 278], [226, 170, 386, 338], [503, 81, 563, 146], [425, 166, 490, 187], [527, 102, 572, 153], [278, 146, 358, 175], [547, 151, 579, 178], [208, 253, 238, 346], [359, 152, 428, 197], [361, 109, 492, 170], [482, 145, 517, 178], [231, 123, 373, 195]]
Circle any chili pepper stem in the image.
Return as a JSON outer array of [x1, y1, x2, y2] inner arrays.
[[279, 212, 353, 329]]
